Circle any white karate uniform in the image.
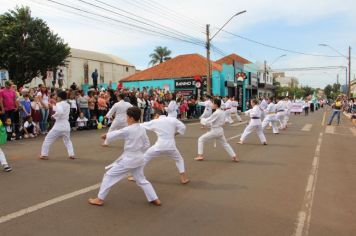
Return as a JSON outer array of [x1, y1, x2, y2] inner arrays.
[[284, 100, 292, 125], [106, 100, 133, 132], [0, 148, 8, 166], [97, 124, 158, 201], [165, 100, 178, 118], [230, 100, 242, 122], [275, 101, 287, 129], [259, 99, 268, 120], [240, 105, 267, 143], [262, 103, 279, 134], [198, 109, 236, 158], [141, 116, 186, 173], [199, 100, 213, 119], [41, 101, 75, 157], [224, 99, 234, 124]]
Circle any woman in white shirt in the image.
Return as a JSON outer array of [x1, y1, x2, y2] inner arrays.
[[37, 86, 49, 134]]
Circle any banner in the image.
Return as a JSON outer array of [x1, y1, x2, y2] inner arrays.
[[291, 102, 304, 113]]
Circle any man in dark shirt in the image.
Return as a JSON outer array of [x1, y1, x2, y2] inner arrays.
[[91, 69, 98, 90]]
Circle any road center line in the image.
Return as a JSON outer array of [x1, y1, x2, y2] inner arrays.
[[321, 111, 326, 126], [0, 183, 101, 224], [293, 132, 323, 236], [230, 121, 248, 127], [301, 124, 313, 132]]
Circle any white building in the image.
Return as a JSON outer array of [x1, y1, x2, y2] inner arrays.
[[29, 48, 136, 89], [273, 72, 299, 88], [256, 61, 274, 97]]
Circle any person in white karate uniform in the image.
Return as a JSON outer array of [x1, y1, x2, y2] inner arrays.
[[141, 109, 189, 184], [261, 97, 279, 134], [195, 98, 239, 162], [103, 93, 132, 146], [40, 91, 75, 160], [0, 148, 12, 172], [89, 107, 161, 206], [259, 97, 268, 121], [284, 97, 292, 128], [224, 96, 234, 124], [165, 93, 178, 118], [238, 99, 267, 145], [275, 97, 287, 130], [230, 96, 242, 122], [199, 95, 213, 119]]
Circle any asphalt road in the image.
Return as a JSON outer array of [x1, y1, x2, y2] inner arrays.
[[0, 108, 355, 236]]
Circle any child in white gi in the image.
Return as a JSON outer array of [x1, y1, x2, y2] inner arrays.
[[261, 97, 279, 134], [103, 93, 132, 146], [0, 148, 12, 172], [275, 97, 287, 130], [89, 107, 161, 206], [199, 95, 213, 119], [141, 110, 189, 184], [230, 96, 242, 122], [40, 91, 75, 160], [195, 98, 239, 162], [165, 93, 178, 118], [238, 99, 267, 145]]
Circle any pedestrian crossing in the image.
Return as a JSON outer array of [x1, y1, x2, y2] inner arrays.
[[324, 126, 356, 136], [301, 124, 313, 132]]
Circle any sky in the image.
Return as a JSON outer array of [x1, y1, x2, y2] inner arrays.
[[1, 0, 356, 88]]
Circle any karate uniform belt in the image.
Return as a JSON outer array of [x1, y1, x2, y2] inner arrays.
[[251, 117, 260, 119]]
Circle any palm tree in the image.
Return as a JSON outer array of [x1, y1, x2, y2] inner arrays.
[[149, 46, 172, 66]]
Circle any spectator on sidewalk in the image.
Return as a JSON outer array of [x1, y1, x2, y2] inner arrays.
[[327, 96, 343, 125]]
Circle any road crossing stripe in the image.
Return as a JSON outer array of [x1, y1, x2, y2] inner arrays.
[[349, 128, 356, 136], [325, 126, 335, 134], [227, 133, 242, 141], [0, 183, 101, 224], [294, 132, 323, 236], [230, 121, 248, 127], [301, 124, 313, 132]]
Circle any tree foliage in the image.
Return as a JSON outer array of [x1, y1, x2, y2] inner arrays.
[[274, 83, 315, 99], [0, 6, 70, 86], [149, 46, 172, 66], [324, 83, 340, 99]]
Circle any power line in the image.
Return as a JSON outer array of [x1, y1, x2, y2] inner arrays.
[[79, 0, 206, 45], [45, 0, 205, 47], [141, 0, 206, 31], [218, 30, 344, 58]]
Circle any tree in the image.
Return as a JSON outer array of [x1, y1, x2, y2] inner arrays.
[[149, 46, 172, 66], [0, 6, 70, 86]]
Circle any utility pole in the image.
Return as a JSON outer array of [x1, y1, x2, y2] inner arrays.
[[348, 46, 351, 97], [206, 24, 211, 96], [337, 74, 339, 85]]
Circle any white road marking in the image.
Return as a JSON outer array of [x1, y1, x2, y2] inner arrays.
[[227, 133, 242, 141], [325, 126, 335, 134], [349, 128, 356, 136], [321, 111, 326, 126], [301, 124, 313, 132], [230, 121, 248, 127], [293, 132, 323, 236], [0, 183, 101, 224]]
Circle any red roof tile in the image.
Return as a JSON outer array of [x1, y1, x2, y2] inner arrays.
[[121, 54, 222, 82], [215, 53, 251, 65]]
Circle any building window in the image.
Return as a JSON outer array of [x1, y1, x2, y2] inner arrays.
[[126, 67, 129, 72]]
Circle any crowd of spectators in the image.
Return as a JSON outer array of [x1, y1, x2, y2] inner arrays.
[[0, 81, 206, 142]]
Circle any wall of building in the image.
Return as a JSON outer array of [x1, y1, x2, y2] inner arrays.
[[123, 79, 175, 91]]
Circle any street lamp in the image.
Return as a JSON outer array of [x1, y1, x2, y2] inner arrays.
[[270, 54, 287, 67], [205, 10, 247, 95], [319, 43, 351, 97]]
